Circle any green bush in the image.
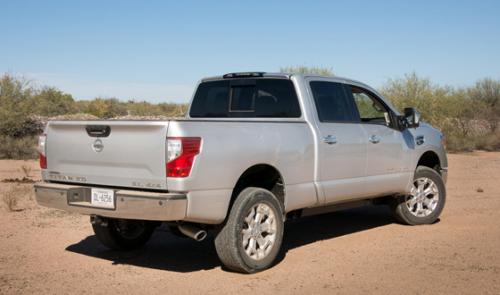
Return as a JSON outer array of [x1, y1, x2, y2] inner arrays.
[[0, 115, 44, 138], [29, 87, 76, 116]]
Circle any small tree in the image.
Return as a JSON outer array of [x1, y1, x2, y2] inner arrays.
[[87, 98, 127, 118], [0, 74, 38, 137], [280, 66, 334, 76], [30, 87, 75, 116]]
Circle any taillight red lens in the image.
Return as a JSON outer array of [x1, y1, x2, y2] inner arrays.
[[39, 154, 47, 169], [38, 134, 47, 169], [166, 137, 201, 178]]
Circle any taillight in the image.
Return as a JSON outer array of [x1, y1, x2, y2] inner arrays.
[[166, 137, 201, 178], [38, 134, 47, 169]]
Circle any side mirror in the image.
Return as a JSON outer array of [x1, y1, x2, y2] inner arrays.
[[403, 107, 420, 128]]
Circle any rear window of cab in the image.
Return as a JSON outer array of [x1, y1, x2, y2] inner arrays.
[[189, 79, 301, 118]]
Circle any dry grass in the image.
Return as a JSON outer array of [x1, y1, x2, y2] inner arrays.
[[2, 185, 33, 212], [20, 164, 32, 178]]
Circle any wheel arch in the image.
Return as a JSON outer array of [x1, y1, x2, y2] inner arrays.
[[226, 164, 285, 218], [416, 150, 441, 174]]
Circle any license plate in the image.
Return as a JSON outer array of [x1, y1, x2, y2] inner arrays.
[[91, 188, 115, 209]]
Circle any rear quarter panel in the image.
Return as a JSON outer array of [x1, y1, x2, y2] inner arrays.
[[167, 120, 317, 223]]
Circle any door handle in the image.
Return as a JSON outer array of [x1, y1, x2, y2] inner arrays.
[[369, 135, 381, 144], [322, 135, 337, 145], [86, 125, 111, 137]]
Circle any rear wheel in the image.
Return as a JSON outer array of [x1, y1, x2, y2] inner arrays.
[[391, 166, 446, 225], [214, 187, 284, 273], [91, 217, 157, 250]]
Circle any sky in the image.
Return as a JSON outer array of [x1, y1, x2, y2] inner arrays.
[[1, 0, 500, 103]]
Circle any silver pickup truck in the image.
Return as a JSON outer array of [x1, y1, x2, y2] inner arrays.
[[35, 72, 447, 273]]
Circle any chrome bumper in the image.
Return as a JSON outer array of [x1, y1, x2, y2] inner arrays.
[[34, 182, 187, 221]]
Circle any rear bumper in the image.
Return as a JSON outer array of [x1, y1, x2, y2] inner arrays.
[[34, 182, 187, 221]]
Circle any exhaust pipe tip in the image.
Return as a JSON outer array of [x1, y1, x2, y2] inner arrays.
[[193, 230, 207, 242], [178, 224, 207, 242]]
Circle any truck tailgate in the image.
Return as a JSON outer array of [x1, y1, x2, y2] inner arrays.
[[44, 121, 169, 190]]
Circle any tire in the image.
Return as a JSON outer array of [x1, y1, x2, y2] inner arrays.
[[391, 166, 446, 225], [92, 218, 157, 250], [214, 187, 284, 273]]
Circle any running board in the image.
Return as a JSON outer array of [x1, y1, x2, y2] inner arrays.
[[301, 199, 373, 218]]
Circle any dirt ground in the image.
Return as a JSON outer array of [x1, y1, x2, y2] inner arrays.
[[1, 152, 499, 295]]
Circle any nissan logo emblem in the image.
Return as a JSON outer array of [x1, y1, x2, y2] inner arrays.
[[92, 139, 104, 152]]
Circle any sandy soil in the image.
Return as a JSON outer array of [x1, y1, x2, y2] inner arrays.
[[1, 152, 500, 294]]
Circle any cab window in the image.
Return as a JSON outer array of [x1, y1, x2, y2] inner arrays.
[[189, 79, 301, 118], [347, 85, 390, 125]]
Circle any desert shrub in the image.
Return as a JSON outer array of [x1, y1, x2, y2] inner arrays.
[[0, 74, 34, 106], [159, 102, 189, 117], [86, 98, 128, 118], [443, 133, 476, 152], [444, 132, 500, 152], [474, 132, 500, 151], [0, 75, 37, 137], [467, 79, 500, 132], [29, 87, 76, 116], [0, 135, 38, 159], [125, 100, 161, 116], [121, 101, 188, 118], [0, 115, 44, 138], [73, 100, 91, 113]]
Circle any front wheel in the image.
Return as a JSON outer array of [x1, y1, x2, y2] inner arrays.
[[92, 218, 158, 250], [391, 166, 446, 225], [214, 187, 284, 273]]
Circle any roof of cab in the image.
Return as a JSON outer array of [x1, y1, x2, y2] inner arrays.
[[201, 71, 367, 87], [198, 71, 398, 114]]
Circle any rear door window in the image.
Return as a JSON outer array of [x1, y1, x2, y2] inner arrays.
[[189, 79, 301, 118], [309, 81, 358, 123]]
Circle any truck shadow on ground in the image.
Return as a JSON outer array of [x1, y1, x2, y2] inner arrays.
[[66, 205, 396, 273]]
